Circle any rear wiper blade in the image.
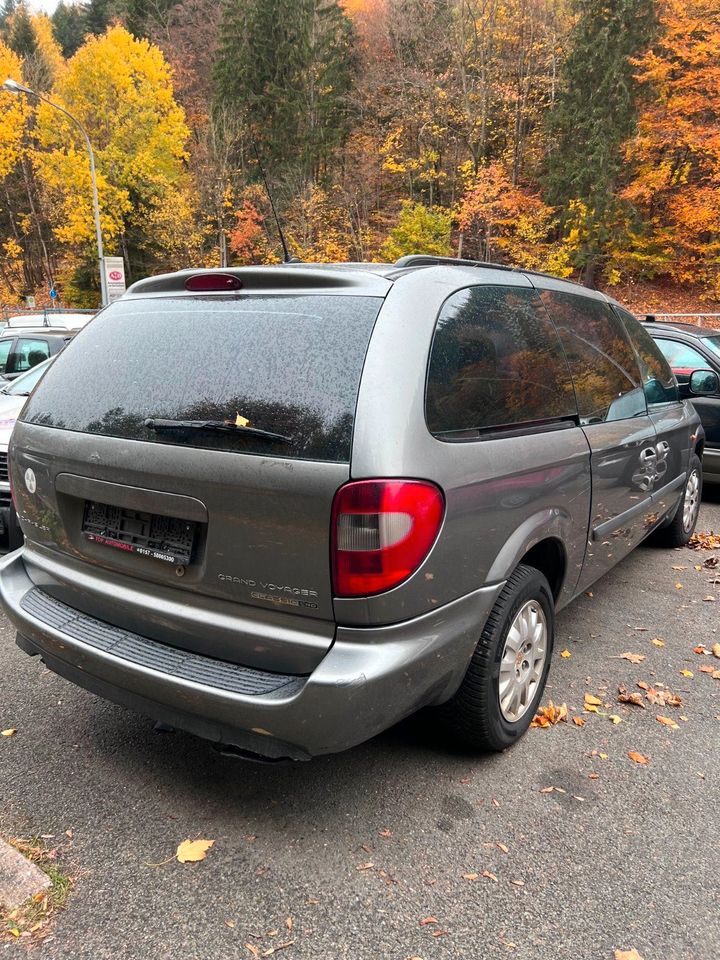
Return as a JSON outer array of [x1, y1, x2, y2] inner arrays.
[[144, 418, 293, 444]]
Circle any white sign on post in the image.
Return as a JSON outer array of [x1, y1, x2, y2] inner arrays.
[[103, 256, 126, 303]]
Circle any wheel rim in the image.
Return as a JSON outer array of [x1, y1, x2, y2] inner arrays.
[[682, 469, 700, 533], [498, 600, 548, 723]]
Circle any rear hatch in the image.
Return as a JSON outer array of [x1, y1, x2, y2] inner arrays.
[[11, 268, 388, 672]]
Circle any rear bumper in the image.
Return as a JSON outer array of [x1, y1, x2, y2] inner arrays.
[[0, 549, 502, 759]]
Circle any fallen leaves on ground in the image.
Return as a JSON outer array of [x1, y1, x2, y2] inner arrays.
[[530, 701, 568, 727], [618, 685, 645, 708], [611, 652, 646, 664], [614, 951, 644, 960], [572, 716, 586, 727], [656, 715, 679, 730], [1, 728, 17, 737], [688, 531, 720, 550], [651, 638, 665, 647], [680, 669, 694, 677], [419, 917, 438, 926], [608, 714, 622, 724], [463, 872, 479, 881], [176, 839, 214, 863], [713, 643, 720, 659], [560, 649, 571, 658], [482, 870, 498, 882], [627, 751, 650, 765]]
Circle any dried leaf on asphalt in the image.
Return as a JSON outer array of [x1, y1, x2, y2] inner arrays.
[[419, 917, 438, 926], [680, 669, 694, 677], [689, 531, 720, 550], [378, 829, 393, 838], [584, 693, 603, 706], [1, 728, 17, 737], [700, 664, 715, 674], [609, 714, 622, 724], [675, 583, 683, 589], [651, 638, 665, 647], [496, 842, 509, 854], [645, 687, 682, 707], [614, 951, 644, 960], [262, 941, 295, 956], [703, 596, 716, 602], [611, 652, 646, 664], [530, 701, 568, 727], [627, 751, 650, 765], [656, 715, 679, 730], [482, 870, 498, 882], [463, 872, 479, 881], [357, 862, 374, 871], [694, 645, 709, 654], [713, 643, 720, 659], [560, 649, 571, 658], [618, 685, 645, 708], [572, 716, 586, 727], [176, 839, 214, 863], [245, 944, 260, 957]]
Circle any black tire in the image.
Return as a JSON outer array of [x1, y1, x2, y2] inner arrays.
[[440, 564, 555, 751], [652, 454, 702, 548]]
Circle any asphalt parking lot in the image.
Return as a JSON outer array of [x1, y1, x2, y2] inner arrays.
[[1, 499, 719, 960]]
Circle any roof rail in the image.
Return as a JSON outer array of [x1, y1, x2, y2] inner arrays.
[[393, 254, 575, 286], [394, 254, 516, 272]]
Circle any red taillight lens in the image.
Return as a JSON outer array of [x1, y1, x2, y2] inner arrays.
[[331, 479, 444, 597], [184, 273, 242, 292]]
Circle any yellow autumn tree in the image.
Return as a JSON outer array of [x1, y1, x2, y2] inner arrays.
[[34, 25, 191, 302], [0, 42, 31, 180]]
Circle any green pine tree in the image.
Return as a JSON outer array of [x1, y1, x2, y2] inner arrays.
[[7, 2, 37, 58], [83, 0, 115, 36], [214, 0, 354, 184], [545, 0, 656, 286], [51, 1, 87, 57]]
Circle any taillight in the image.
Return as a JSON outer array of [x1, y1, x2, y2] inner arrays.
[[331, 479, 444, 597], [184, 273, 242, 292]]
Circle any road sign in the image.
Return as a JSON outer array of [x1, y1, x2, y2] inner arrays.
[[103, 257, 126, 303]]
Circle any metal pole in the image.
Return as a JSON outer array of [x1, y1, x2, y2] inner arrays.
[[2, 79, 108, 306]]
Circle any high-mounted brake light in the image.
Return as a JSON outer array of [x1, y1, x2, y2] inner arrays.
[[331, 479, 444, 597], [184, 273, 242, 292]]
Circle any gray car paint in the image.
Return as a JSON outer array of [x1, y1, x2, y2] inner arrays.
[[0, 262, 703, 759]]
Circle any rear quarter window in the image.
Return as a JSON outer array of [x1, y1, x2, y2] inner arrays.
[[21, 295, 383, 463], [425, 284, 577, 437]]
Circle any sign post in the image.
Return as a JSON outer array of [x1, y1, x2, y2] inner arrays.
[[103, 257, 126, 304]]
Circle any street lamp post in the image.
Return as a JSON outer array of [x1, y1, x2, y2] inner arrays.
[[2, 77, 108, 306]]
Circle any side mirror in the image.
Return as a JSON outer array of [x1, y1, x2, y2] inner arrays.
[[689, 369, 719, 396]]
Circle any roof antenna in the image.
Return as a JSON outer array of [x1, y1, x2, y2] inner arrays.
[[251, 141, 300, 264]]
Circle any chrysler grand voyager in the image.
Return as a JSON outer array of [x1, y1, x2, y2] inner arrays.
[[0, 257, 705, 760]]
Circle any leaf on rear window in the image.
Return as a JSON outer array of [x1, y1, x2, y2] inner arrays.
[[235, 412, 251, 428], [176, 839, 214, 863]]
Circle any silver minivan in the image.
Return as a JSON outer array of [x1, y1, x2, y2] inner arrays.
[[0, 257, 705, 760]]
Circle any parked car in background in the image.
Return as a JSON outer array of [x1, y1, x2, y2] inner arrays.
[[0, 258, 705, 761], [3, 312, 93, 332], [0, 358, 53, 550], [0, 331, 70, 381], [645, 320, 720, 483]]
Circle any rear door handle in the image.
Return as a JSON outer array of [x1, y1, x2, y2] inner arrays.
[[640, 447, 657, 463]]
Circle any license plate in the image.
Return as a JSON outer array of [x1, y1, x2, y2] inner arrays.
[[82, 501, 196, 565]]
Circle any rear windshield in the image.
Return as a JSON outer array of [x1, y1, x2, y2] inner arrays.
[[21, 295, 383, 462]]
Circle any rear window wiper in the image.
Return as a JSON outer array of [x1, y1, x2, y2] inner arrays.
[[144, 418, 293, 444]]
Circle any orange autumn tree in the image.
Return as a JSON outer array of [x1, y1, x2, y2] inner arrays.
[[621, 0, 720, 294], [458, 163, 571, 274]]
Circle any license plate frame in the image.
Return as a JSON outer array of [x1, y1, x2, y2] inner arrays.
[[81, 500, 196, 566]]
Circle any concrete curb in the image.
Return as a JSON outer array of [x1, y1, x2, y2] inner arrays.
[[0, 838, 51, 912]]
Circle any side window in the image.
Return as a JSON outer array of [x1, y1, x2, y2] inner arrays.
[[425, 285, 576, 437], [540, 290, 646, 425], [654, 338, 710, 378], [613, 309, 679, 405], [8, 338, 51, 375], [0, 339, 13, 374]]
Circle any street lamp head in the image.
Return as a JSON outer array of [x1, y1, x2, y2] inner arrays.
[[2, 78, 33, 95]]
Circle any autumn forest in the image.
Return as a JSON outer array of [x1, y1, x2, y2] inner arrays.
[[0, 0, 718, 310]]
